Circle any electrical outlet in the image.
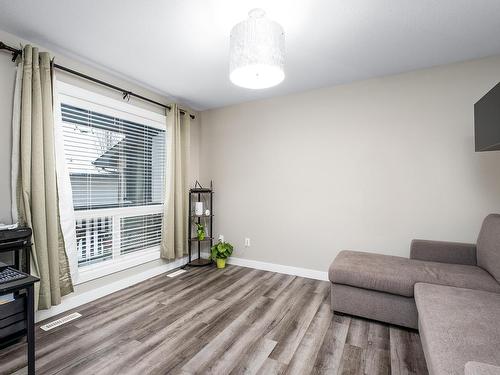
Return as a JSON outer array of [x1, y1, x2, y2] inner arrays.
[[245, 238, 251, 247], [218, 234, 224, 242]]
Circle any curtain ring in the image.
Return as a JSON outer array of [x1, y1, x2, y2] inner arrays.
[[122, 91, 131, 102]]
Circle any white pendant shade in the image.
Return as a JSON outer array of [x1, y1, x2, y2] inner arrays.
[[229, 9, 285, 89]]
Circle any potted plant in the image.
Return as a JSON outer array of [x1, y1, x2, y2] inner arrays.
[[210, 241, 234, 269], [195, 223, 206, 240]]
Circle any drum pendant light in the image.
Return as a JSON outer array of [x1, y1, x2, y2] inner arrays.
[[229, 9, 285, 89]]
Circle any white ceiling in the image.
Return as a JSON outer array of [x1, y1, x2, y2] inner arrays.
[[1, 0, 500, 110]]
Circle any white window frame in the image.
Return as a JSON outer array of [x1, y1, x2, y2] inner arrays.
[[57, 81, 167, 284]]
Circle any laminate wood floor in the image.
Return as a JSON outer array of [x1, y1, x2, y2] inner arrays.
[[0, 265, 428, 375]]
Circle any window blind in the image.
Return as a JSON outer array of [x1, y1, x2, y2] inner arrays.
[[120, 213, 163, 255], [60, 103, 166, 266], [61, 103, 166, 210]]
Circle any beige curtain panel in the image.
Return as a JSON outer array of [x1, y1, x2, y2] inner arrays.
[[14, 45, 73, 310], [161, 104, 191, 260]]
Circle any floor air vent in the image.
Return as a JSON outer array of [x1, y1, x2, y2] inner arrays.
[[40, 312, 82, 331], [167, 269, 187, 278]]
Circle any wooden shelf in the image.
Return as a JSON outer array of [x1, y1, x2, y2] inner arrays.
[[189, 237, 214, 242], [190, 188, 213, 193], [187, 258, 213, 267]]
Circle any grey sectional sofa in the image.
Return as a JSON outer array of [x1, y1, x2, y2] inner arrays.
[[329, 214, 500, 374]]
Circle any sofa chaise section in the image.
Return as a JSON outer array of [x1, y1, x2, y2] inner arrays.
[[330, 249, 500, 297], [329, 214, 500, 329], [415, 283, 500, 375], [330, 282, 419, 328], [329, 246, 500, 328]]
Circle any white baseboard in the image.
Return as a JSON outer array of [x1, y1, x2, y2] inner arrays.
[[227, 256, 329, 281], [35, 256, 188, 323]]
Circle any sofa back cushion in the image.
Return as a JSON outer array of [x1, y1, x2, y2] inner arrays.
[[477, 214, 500, 282]]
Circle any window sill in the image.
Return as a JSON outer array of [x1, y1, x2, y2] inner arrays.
[[74, 247, 161, 285]]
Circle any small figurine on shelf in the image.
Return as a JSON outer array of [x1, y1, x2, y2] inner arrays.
[[195, 223, 206, 240]]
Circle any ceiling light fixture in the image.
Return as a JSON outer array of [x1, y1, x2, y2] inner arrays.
[[229, 9, 285, 89]]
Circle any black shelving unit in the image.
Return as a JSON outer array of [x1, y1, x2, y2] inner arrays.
[[187, 182, 214, 267]]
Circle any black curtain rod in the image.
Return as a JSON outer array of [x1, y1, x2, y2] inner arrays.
[[0, 41, 195, 120]]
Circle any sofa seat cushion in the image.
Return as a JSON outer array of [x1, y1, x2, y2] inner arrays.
[[415, 283, 500, 375], [329, 250, 500, 297]]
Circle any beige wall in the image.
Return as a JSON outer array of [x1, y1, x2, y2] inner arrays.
[[0, 32, 17, 225], [200, 56, 500, 271], [0, 29, 200, 312]]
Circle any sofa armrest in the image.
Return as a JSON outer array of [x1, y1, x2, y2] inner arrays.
[[465, 362, 500, 375], [410, 239, 477, 265]]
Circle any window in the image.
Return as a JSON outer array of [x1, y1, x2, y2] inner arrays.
[[57, 82, 167, 276]]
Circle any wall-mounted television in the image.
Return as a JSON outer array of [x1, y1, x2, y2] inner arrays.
[[474, 82, 500, 152]]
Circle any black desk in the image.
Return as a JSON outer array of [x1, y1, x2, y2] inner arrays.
[[0, 274, 39, 375], [0, 227, 32, 274]]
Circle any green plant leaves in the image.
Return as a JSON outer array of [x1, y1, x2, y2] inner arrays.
[[196, 224, 206, 240], [210, 241, 234, 260]]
